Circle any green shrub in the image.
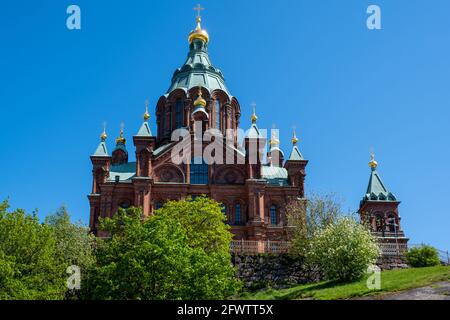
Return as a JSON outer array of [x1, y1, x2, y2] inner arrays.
[[406, 245, 440, 268], [308, 217, 380, 282]]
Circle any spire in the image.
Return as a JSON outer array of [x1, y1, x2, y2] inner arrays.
[[92, 124, 109, 157], [136, 101, 152, 137], [364, 153, 397, 202], [189, 4, 209, 44], [246, 103, 263, 139], [288, 128, 304, 161]]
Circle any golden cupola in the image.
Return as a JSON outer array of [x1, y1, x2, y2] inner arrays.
[[189, 15, 209, 44], [369, 152, 378, 170], [194, 87, 207, 107]]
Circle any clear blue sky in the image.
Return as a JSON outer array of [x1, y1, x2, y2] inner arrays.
[[1, 0, 449, 250]]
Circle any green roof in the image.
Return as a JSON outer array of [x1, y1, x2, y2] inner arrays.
[[135, 122, 152, 137], [246, 123, 263, 139], [364, 168, 397, 202], [288, 145, 304, 161], [92, 141, 109, 157], [261, 165, 289, 186], [107, 162, 136, 182], [167, 39, 230, 95]]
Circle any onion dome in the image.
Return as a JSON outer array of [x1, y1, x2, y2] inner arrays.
[[189, 16, 209, 44], [269, 130, 280, 148], [115, 123, 127, 147], [292, 131, 299, 145], [143, 100, 150, 121], [100, 128, 107, 142], [369, 152, 378, 170], [194, 87, 207, 107], [251, 104, 258, 124]]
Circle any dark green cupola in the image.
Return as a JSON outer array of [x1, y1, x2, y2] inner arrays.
[[167, 13, 230, 96]]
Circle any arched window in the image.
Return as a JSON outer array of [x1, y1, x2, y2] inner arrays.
[[190, 157, 209, 184], [235, 203, 241, 225], [155, 202, 163, 210], [387, 215, 396, 233], [175, 99, 183, 129], [270, 205, 277, 225], [220, 203, 227, 221], [215, 100, 221, 130]]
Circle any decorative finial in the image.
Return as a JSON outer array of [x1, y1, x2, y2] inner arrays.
[[194, 86, 207, 107], [116, 123, 126, 145], [100, 122, 107, 141], [189, 4, 209, 43], [251, 102, 258, 123], [369, 150, 378, 169], [292, 128, 299, 145], [143, 99, 150, 121], [269, 126, 280, 147]]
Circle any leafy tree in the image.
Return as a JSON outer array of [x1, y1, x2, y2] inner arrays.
[[85, 197, 240, 300], [308, 217, 380, 282], [45, 206, 96, 298], [287, 193, 342, 258], [0, 200, 67, 300], [406, 245, 441, 268]]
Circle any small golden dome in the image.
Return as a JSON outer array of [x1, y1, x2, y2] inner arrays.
[[194, 87, 207, 107], [369, 153, 378, 169], [292, 131, 299, 145], [188, 16, 209, 44], [143, 100, 150, 121], [251, 103, 258, 123], [269, 131, 280, 147], [116, 130, 126, 145], [100, 131, 107, 141]]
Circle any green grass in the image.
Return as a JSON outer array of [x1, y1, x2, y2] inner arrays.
[[239, 266, 450, 300]]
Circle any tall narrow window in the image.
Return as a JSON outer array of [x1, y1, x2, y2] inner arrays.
[[215, 100, 221, 130], [221, 204, 227, 221], [235, 203, 241, 225], [190, 157, 209, 184], [270, 205, 277, 225], [175, 99, 183, 129]]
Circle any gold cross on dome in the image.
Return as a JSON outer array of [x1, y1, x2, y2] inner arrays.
[[194, 4, 205, 18]]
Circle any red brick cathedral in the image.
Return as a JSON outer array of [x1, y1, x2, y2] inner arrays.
[[88, 13, 408, 252], [88, 14, 308, 240]]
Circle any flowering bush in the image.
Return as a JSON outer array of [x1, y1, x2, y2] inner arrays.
[[308, 217, 380, 282]]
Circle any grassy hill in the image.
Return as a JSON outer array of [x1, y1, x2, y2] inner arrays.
[[239, 266, 450, 300]]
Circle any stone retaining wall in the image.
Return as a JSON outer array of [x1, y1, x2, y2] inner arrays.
[[233, 254, 408, 290]]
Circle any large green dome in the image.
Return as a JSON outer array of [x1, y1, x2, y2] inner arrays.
[[167, 35, 230, 96]]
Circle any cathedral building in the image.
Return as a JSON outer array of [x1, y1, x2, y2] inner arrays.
[[88, 14, 308, 240]]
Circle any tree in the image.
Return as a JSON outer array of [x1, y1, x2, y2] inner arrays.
[[45, 206, 96, 298], [308, 217, 380, 282], [85, 197, 240, 300], [0, 200, 67, 300], [406, 245, 441, 268], [286, 193, 342, 258]]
